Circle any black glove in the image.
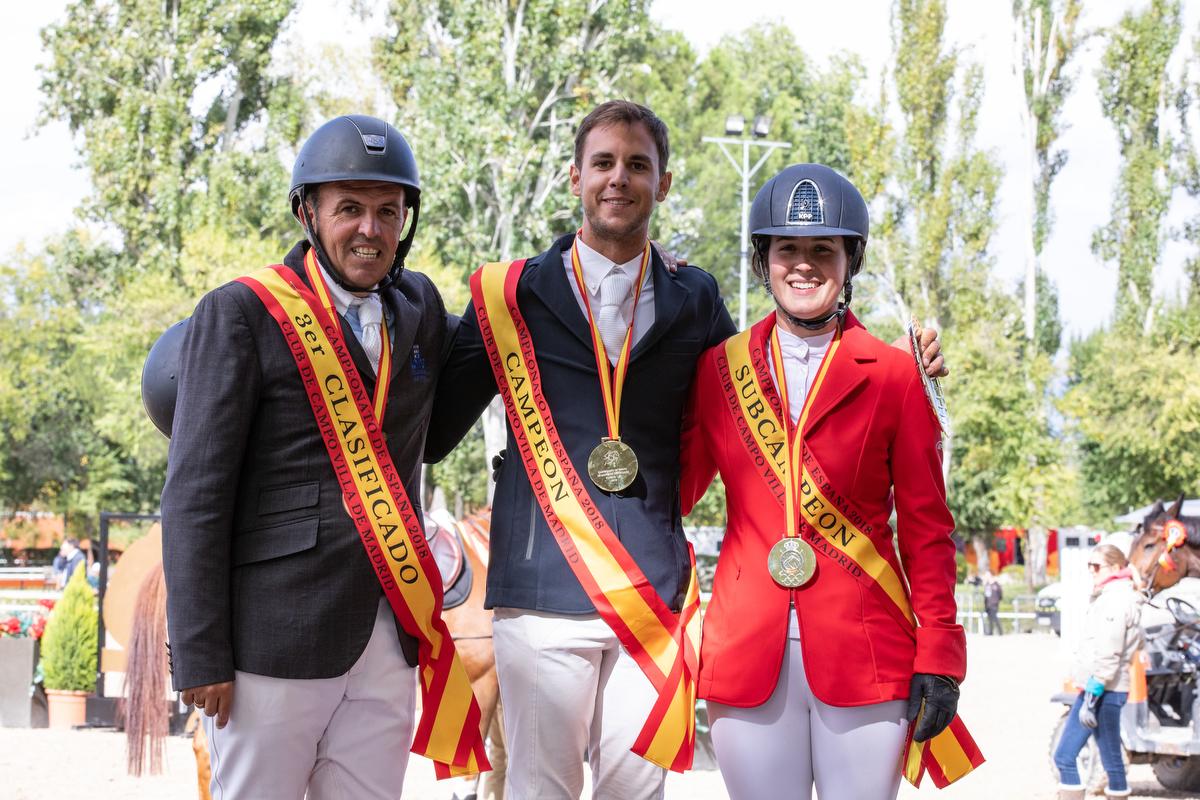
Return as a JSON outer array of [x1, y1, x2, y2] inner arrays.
[[905, 673, 960, 742], [1078, 692, 1100, 729], [491, 449, 506, 482]]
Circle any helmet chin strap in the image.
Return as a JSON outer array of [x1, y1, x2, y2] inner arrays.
[[766, 277, 854, 331]]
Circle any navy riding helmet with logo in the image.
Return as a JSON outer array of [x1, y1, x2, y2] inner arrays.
[[289, 114, 422, 293], [748, 163, 870, 329]]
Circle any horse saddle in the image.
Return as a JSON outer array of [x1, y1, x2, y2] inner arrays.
[[425, 511, 474, 610]]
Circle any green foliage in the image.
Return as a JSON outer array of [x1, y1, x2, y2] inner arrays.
[[867, 1, 1001, 335], [1013, 0, 1084, 255], [0, 226, 283, 519], [428, 422, 488, 515], [683, 475, 726, 529], [1092, 0, 1182, 331], [943, 288, 1077, 536], [1015, 268, 1064, 356], [1176, 30, 1200, 301], [1063, 305, 1200, 517], [374, 0, 660, 275], [39, 0, 301, 272], [955, 552, 968, 583], [1000, 563, 1025, 584], [41, 568, 98, 692], [646, 24, 869, 322]]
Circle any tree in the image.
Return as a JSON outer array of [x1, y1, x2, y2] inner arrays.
[[15, 0, 308, 524], [1011, 0, 1083, 346], [375, 0, 662, 275], [1176, 29, 1200, 301], [1062, 311, 1200, 517], [1060, 0, 1195, 522], [39, 0, 300, 274], [1091, 0, 1182, 333], [648, 24, 870, 325]]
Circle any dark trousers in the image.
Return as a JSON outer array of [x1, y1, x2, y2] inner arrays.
[[984, 608, 1003, 635], [1053, 691, 1127, 792]]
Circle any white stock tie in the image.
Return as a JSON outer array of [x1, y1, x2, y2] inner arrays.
[[596, 268, 634, 366], [356, 296, 384, 376]]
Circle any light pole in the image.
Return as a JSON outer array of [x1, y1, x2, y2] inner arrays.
[[703, 115, 790, 330]]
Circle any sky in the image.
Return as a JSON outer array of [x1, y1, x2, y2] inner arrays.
[[2, 0, 1197, 340]]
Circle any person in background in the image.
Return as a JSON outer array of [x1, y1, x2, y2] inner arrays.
[[983, 573, 1004, 635], [1053, 544, 1143, 800], [52, 538, 85, 589]]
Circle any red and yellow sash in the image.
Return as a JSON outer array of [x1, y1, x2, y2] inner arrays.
[[718, 319, 984, 788], [471, 259, 701, 771], [237, 263, 489, 778]]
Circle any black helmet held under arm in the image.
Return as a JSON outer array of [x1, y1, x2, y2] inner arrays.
[[141, 318, 189, 438], [289, 115, 422, 291]]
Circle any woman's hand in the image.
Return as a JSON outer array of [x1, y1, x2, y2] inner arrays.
[[906, 673, 960, 742]]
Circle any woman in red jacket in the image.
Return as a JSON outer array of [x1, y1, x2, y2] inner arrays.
[[681, 164, 968, 799]]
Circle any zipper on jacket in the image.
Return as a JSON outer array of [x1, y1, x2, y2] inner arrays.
[[524, 495, 537, 560]]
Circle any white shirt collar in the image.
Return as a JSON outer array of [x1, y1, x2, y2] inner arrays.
[[775, 324, 834, 362], [316, 259, 378, 316], [572, 236, 650, 295]]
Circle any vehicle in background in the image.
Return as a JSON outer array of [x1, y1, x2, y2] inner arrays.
[[1036, 582, 1062, 636]]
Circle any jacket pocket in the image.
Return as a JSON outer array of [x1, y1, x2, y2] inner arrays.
[[524, 495, 537, 560], [258, 481, 320, 515], [232, 516, 319, 565]]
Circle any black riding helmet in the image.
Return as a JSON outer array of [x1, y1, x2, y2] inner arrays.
[[289, 115, 422, 293], [142, 318, 189, 437], [748, 163, 869, 330]]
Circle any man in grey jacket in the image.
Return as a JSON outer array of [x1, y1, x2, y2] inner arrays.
[[162, 115, 452, 798]]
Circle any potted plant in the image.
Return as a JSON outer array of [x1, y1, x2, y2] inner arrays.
[[0, 599, 51, 727], [40, 568, 97, 728]]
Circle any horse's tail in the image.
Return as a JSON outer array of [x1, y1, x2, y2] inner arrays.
[[121, 562, 169, 776]]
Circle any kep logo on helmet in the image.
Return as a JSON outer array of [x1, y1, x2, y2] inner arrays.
[[787, 180, 825, 226]]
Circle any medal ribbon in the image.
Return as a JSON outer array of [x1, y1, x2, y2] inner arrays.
[[471, 259, 701, 771], [302, 248, 392, 422], [568, 237, 651, 441], [768, 324, 841, 542], [719, 317, 984, 789], [236, 265, 489, 779]]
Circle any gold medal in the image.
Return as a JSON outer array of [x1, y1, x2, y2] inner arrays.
[[587, 437, 638, 493], [767, 536, 816, 588], [568, 237, 651, 495]]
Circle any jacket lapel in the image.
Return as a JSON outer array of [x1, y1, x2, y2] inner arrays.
[[526, 234, 593, 350], [631, 249, 689, 362], [802, 316, 873, 438], [385, 287, 420, 379]]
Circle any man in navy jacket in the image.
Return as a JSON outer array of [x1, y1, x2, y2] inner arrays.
[[427, 101, 733, 799]]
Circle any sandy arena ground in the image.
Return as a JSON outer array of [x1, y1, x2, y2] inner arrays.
[[2, 633, 1198, 799]]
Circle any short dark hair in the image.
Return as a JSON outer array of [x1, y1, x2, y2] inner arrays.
[[65, 537, 79, 548], [574, 101, 670, 175]]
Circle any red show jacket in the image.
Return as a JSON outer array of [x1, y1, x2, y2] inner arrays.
[[680, 312, 965, 708]]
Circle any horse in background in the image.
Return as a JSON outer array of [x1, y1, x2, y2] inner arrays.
[[122, 509, 503, 799], [1128, 495, 1200, 594]]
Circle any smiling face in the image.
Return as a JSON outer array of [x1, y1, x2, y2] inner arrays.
[[767, 235, 849, 335], [307, 180, 408, 292], [570, 122, 672, 261]]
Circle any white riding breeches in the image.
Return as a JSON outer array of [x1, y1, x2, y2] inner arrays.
[[492, 608, 666, 800], [202, 598, 417, 800], [707, 609, 908, 800]]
